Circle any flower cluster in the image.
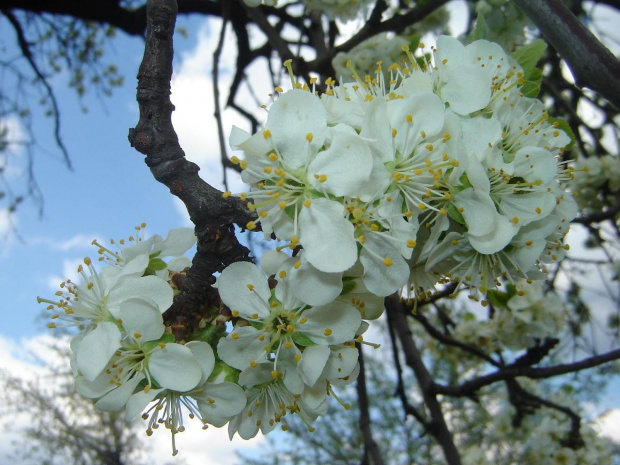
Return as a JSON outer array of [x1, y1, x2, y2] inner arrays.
[[39, 226, 247, 454], [230, 35, 575, 304], [569, 154, 620, 218], [41, 34, 580, 454], [332, 33, 408, 81], [302, 0, 374, 21], [217, 252, 376, 439]]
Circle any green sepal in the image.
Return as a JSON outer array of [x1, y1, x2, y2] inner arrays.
[[141, 332, 176, 353], [487, 284, 516, 309], [407, 34, 421, 52], [548, 117, 575, 151], [208, 361, 240, 384], [446, 203, 465, 224], [148, 258, 168, 271], [340, 277, 357, 296], [190, 320, 227, 345], [292, 332, 316, 347], [472, 13, 488, 41]]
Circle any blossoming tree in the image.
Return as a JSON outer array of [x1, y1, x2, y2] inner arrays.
[[22, 0, 620, 463]]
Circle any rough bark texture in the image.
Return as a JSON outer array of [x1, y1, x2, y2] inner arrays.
[[128, 0, 255, 340]]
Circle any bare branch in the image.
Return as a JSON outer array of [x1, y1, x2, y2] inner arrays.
[[515, 0, 620, 108], [128, 0, 255, 340]]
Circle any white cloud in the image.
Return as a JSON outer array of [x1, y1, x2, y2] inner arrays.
[[27, 233, 95, 251], [46, 257, 83, 290], [593, 409, 620, 443]]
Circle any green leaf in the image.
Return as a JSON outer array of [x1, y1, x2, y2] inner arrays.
[[293, 332, 316, 347], [548, 117, 576, 151], [472, 13, 488, 41], [510, 39, 547, 77], [520, 68, 542, 98]]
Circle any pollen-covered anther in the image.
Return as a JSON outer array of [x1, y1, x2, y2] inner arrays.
[[512, 217, 520, 224], [303, 199, 312, 207], [247, 284, 255, 291], [246, 221, 257, 230], [407, 240, 417, 248], [263, 129, 272, 139], [232, 310, 240, 317], [232, 333, 240, 340], [323, 328, 333, 336], [382, 257, 394, 267], [222, 191, 232, 199], [306, 133, 314, 143]]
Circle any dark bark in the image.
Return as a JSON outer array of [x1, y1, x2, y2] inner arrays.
[[128, 0, 255, 340], [515, 0, 620, 108]]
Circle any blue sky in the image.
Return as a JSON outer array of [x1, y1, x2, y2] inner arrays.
[[0, 2, 619, 462], [0, 13, 265, 463]]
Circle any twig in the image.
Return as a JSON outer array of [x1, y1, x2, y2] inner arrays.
[[212, 5, 233, 190]]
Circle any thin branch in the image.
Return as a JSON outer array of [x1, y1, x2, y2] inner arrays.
[[434, 348, 620, 397], [2, 8, 72, 170], [212, 5, 234, 190], [356, 345, 385, 465], [386, 295, 462, 465], [386, 304, 430, 428]]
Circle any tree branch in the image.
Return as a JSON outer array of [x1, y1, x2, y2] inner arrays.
[[434, 348, 620, 397], [515, 0, 620, 108], [356, 346, 385, 465], [128, 0, 255, 340], [386, 295, 462, 465]]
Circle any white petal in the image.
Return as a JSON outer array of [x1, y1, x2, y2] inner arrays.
[[301, 301, 361, 345], [455, 188, 497, 237], [259, 250, 290, 276], [298, 345, 331, 386], [266, 89, 327, 169], [118, 298, 165, 343], [322, 345, 359, 380], [308, 131, 372, 197], [217, 262, 271, 318], [288, 256, 343, 306], [196, 382, 247, 426], [467, 214, 520, 254], [299, 198, 357, 273], [158, 227, 196, 257], [76, 322, 122, 381], [186, 341, 216, 385], [216, 326, 267, 370], [360, 235, 409, 296], [125, 387, 163, 421], [462, 116, 502, 161], [513, 147, 557, 184], [95, 374, 144, 411], [109, 276, 173, 317], [389, 92, 445, 156], [149, 343, 203, 392]]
